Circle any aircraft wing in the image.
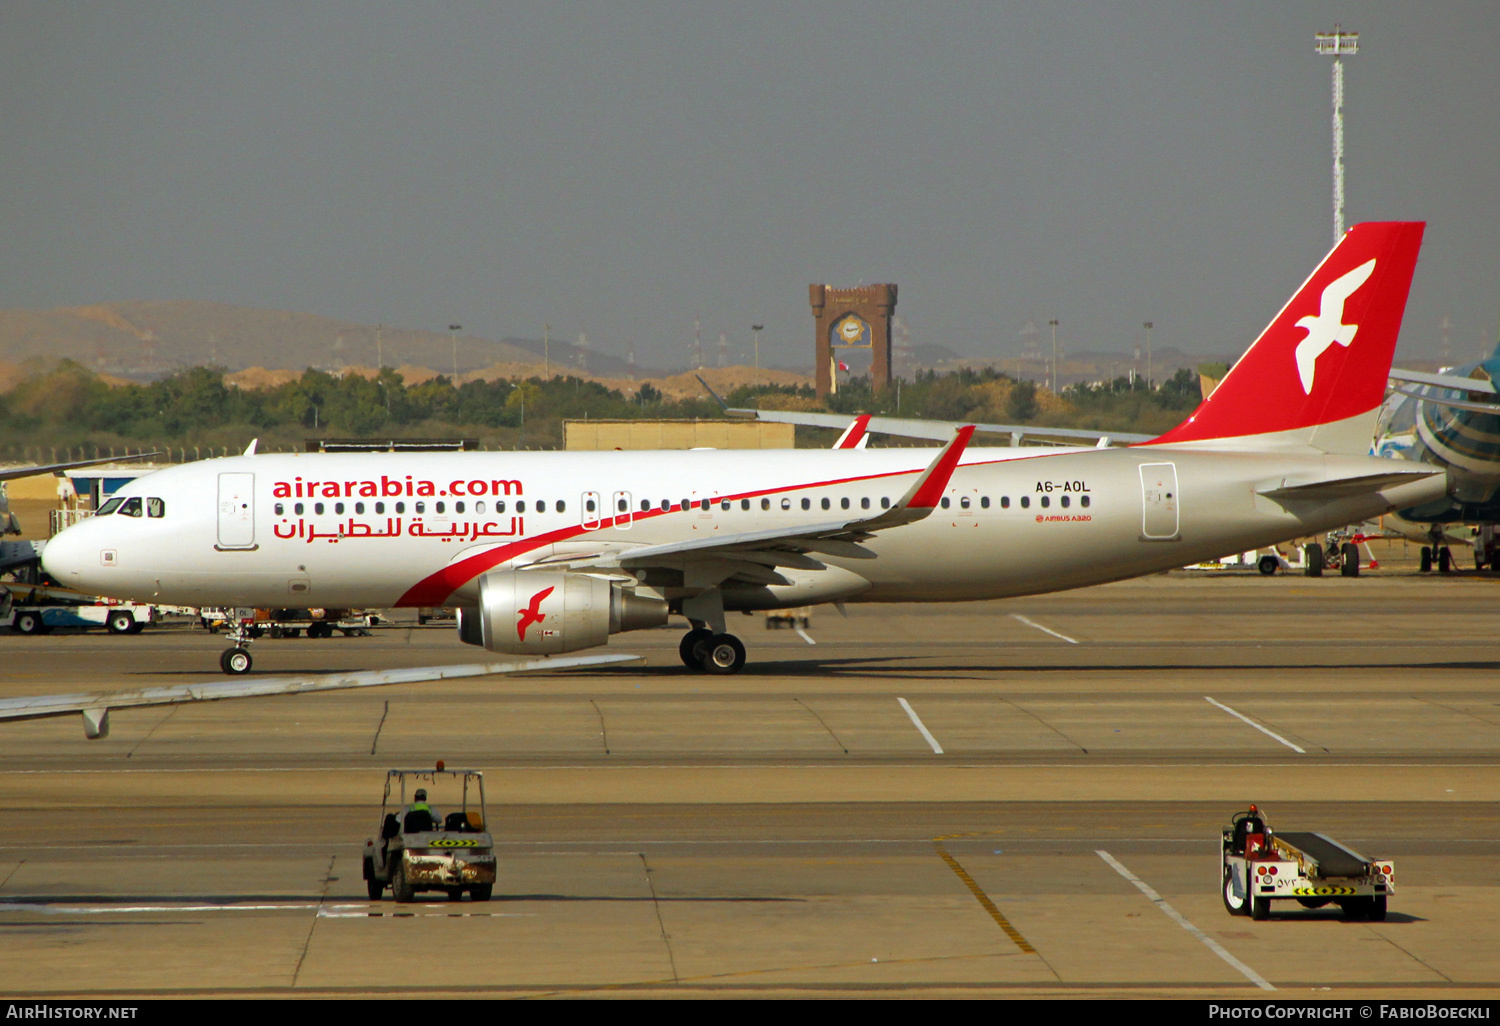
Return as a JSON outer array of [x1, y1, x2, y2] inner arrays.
[[0, 452, 164, 483], [724, 407, 1151, 447], [1392, 388, 1500, 416], [542, 426, 976, 575], [691, 373, 1149, 447], [0, 653, 640, 739], [1388, 368, 1498, 395]]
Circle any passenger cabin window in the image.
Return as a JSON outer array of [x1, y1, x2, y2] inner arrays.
[[821, 498, 830, 510], [586, 498, 596, 513], [660, 499, 670, 511], [1040, 496, 1050, 508], [800, 498, 811, 511], [1081, 495, 1091, 508], [619, 498, 629, 513], [455, 501, 465, 514], [376, 502, 386, 514], [940, 498, 951, 509], [414, 502, 424, 514], [780, 498, 791, 511], [641, 499, 651, 512], [556, 501, 565, 512], [841, 497, 850, 510], [1001, 496, 1010, 509], [96, 497, 124, 516], [1020, 496, 1030, 509], [335, 502, 345, 515], [315, 502, 325, 515], [118, 497, 143, 517], [700, 499, 710, 511], [762, 498, 771, 511], [981, 497, 990, 509], [275, 503, 285, 516], [434, 502, 444, 514], [295, 502, 305, 515], [1060, 496, 1070, 508], [396, 502, 406, 514], [861, 498, 870, 510], [960, 497, 970, 509], [741, 499, 750, 511], [880, 497, 890, 509]]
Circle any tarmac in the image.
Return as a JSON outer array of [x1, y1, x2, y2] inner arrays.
[[1, 555, 1498, 998]]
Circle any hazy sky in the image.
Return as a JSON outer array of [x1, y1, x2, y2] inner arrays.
[[2, 2, 1497, 370]]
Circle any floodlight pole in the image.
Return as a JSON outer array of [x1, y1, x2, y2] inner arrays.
[[449, 324, 462, 381], [1316, 25, 1358, 244], [752, 324, 763, 386], [1048, 319, 1059, 392]]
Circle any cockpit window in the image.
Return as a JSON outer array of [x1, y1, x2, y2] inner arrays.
[[96, 497, 124, 516], [118, 497, 143, 517], [146, 497, 165, 518]]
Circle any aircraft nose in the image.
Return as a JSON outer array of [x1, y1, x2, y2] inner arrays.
[[40, 524, 92, 585]]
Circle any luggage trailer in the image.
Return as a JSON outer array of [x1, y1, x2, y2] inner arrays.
[[1222, 806, 1394, 921]]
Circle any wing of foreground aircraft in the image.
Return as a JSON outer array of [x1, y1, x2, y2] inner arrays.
[[0, 653, 639, 739]]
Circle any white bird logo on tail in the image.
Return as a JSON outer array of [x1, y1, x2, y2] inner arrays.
[[1294, 258, 1376, 394]]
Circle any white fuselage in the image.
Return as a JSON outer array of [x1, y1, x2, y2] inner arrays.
[[41, 445, 1447, 612]]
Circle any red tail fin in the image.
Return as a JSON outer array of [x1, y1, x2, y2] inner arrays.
[[1151, 222, 1424, 451]]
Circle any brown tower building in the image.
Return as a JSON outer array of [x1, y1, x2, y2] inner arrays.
[[809, 283, 898, 398]]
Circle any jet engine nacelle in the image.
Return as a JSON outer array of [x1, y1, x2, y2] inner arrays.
[[456, 570, 668, 655]]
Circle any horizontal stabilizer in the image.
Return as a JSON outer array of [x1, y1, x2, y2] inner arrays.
[[1258, 469, 1443, 501]]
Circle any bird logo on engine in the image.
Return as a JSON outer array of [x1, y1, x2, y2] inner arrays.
[[517, 586, 555, 641]]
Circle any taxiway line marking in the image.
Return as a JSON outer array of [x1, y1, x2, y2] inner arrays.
[[935, 848, 1036, 954], [1205, 697, 1306, 753], [1010, 614, 1078, 644], [898, 698, 943, 754], [1095, 850, 1274, 991]]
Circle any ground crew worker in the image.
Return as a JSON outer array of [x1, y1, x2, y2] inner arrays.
[[403, 788, 439, 832]]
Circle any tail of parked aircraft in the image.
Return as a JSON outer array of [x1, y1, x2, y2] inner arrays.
[[1151, 221, 1425, 454]]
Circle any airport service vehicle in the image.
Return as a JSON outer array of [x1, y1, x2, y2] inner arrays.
[[40, 223, 1451, 676], [364, 766, 496, 903], [199, 606, 373, 640], [1222, 806, 1393, 921], [3, 598, 157, 635]]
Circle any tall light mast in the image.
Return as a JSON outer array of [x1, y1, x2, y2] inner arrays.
[[1316, 25, 1358, 243]]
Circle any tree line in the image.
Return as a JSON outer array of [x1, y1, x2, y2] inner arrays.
[[0, 360, 1205, 456]]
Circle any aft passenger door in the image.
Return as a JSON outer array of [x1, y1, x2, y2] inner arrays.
[[1138, 463, 1179, 541], [217, 473, 257, 550]]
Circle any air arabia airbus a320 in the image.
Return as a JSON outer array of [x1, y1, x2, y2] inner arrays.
[[42, 223, 1448, 676]]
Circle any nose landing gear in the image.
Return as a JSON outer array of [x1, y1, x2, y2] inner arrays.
[[220, 647, 252, 674], [219, 616, 256, 675]]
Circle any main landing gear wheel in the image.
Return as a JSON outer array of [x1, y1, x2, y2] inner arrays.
[[1303, 543, 1324, 577], [679, 628, 713, 669], [1420, 546, 1433, 573], [1438, 546, 1453, 573], [220, 647, 252, 675], [701, 633, 746, 675], [1340, 542, 1360, 577]]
